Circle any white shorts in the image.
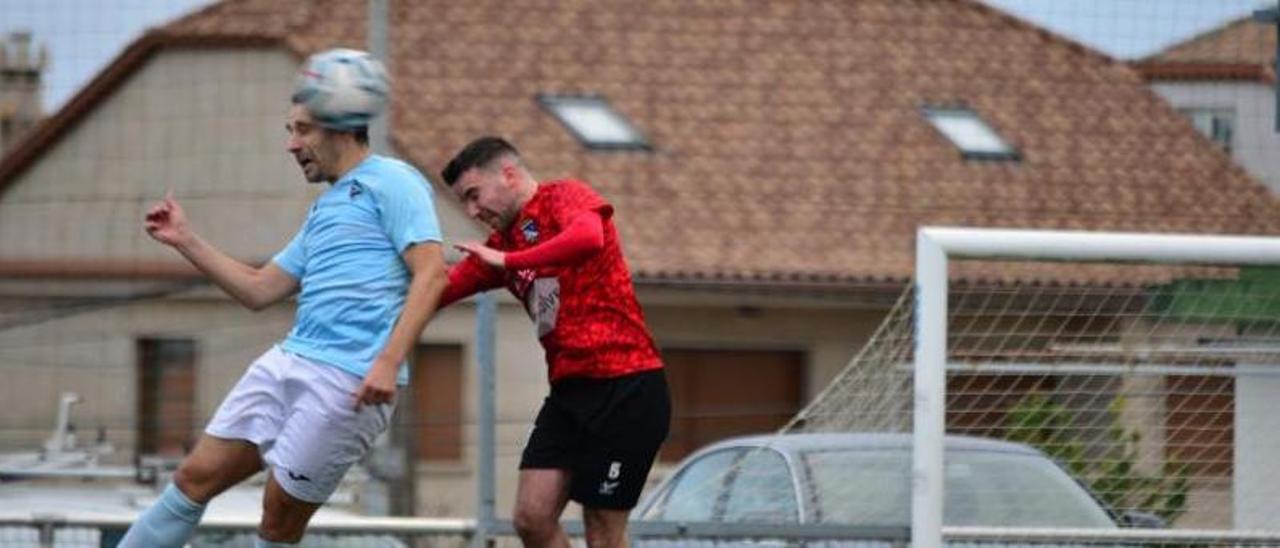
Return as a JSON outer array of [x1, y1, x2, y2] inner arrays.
[[205, 346, 393, 503]]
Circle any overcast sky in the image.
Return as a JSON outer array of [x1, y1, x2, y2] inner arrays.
[[1, 0, 214, 111], [981, 0, 1273, 59], [0, 0, 1274, 113]]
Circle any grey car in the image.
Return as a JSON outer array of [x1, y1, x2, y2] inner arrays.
[[636, 432, 1126, 532]]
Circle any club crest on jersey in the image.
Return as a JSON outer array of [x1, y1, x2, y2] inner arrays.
[[349, 181, 364, 199], [520, 219, 539, 243]]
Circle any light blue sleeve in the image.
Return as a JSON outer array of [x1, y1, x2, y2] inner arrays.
[[271, 228, 306, 279], [373, 168, 443, 253]]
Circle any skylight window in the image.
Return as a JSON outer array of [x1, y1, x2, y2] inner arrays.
[[538, 95, 650, 150], [923, 107, 1019, 161]]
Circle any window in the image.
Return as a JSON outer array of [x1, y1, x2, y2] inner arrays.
[[722, 449, 799, 523], [945, 452, 1117, 527], [923, 107, 1019, 161], [645, 448, 743, 521], [136, 338, 196, 457], [644, 447, 799, 523], [412, 344, 464, 461], [538, 94, 650, 150], [803, 448, 1115, 527], [805, 449, 910, 525], [1181, 108, 1234, 153]]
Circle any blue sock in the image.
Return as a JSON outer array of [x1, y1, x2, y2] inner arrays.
[[255, 538, 298, 547], [117, 483, 206, 548]]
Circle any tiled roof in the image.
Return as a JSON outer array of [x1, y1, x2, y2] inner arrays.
[[1134, 17, 1276, 82], [4, 0, 1279, 287]]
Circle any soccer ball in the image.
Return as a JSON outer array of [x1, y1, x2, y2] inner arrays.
[[293, 48, 390, 130]]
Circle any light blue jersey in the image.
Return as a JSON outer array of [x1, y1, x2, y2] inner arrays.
[[272, 154, 441, 384]]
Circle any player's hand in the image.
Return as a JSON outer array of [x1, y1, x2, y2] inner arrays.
[[455, 241, 507, 270], [354, 360, 397, 411], [143, 189, 193, 247]]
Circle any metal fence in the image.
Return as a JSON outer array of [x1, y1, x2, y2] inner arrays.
[[8, 515, 1280, 548]]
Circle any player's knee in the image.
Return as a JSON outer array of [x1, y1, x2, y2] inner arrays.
[[513, 505, 558, 541], [258, 511, 306, 543], [583, 510, 628, 548], [172, 460, 219, 503], [259, 485, 320, 544], [584, 527, 625, 548]]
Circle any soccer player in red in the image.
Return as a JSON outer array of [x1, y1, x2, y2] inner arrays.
[[439, 136, 670, 548]]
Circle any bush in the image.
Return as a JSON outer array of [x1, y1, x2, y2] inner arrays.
[[1002, 394, 1189, 523]]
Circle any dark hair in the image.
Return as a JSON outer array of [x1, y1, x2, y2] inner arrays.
[[441, 136, 520, 186], [351, 126, 369, 145]]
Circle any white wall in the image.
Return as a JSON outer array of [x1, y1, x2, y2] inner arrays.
[[0, 49, 313, 260], [1151, 81, 1280, 193], [1235, 370, 1280, 529], [0, 47, 481, 261]]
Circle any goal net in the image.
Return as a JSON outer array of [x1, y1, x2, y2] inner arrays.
[[787, 227, 1280, 545]]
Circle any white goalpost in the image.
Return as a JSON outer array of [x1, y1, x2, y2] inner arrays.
[[912, 226, 1280, 548]]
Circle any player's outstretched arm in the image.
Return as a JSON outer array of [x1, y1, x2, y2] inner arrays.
[[143, 190, 298, 310], [455, 210, 604, 271], [355, 241, 448, 409]]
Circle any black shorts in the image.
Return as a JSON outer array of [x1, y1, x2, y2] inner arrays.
[[520, 369, 671, 509]]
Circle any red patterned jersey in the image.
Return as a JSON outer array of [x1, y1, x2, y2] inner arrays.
[[446, 179, 663, 382]]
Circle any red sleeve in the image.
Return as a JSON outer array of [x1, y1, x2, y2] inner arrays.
[[439, 256, 506, 307], [504, 211, 604, 270], [549, 179, 613, 225]]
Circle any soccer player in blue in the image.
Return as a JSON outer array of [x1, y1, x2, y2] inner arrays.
[[121, 51, 447, 547]]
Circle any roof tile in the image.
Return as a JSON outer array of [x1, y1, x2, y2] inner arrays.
[[4, 0, 1278, 287], [1136, 16, 1275, 81]]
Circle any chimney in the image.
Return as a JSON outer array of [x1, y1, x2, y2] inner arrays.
[[1, 31, 48, 154]]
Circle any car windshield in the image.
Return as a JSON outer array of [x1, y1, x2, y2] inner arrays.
[[802, 447, 1116, 528], [642, 447, 800, 523]]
